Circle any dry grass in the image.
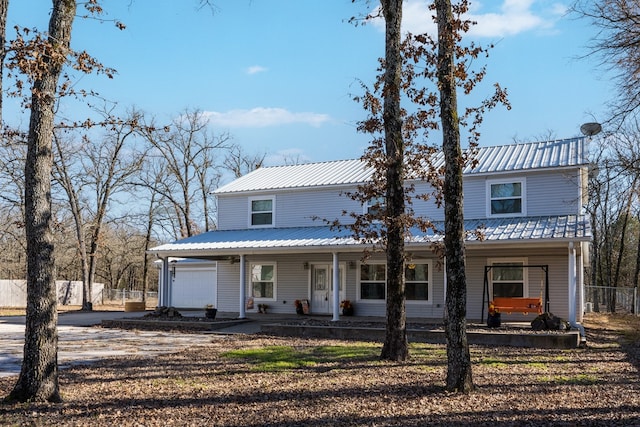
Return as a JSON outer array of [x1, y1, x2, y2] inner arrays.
[[1, 313, 639, 426], [0, 302, 157, 317]]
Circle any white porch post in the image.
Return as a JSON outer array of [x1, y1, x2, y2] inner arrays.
[[159, 257, 168, 307], [239, 255, 246, 319], [568, 242, 577, 324], [332, 252, 340, 321], [158, 257, 171, 307], [577, 243, 585, 322]]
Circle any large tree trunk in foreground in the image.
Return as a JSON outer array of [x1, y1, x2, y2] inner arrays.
[[7, 0, 76, 403], [436, 0, 474, 393], [379, 0, 409, 362], [0, 0, 8, 126]]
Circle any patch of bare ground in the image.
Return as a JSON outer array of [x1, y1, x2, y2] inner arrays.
[[1, 313, 639, 426]]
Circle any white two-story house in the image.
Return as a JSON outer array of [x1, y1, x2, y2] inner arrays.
[[148, 137, 591, 325]]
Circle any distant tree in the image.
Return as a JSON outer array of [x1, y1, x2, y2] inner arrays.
[[223, 144, 265, 178], [585, 123, 640, 312], [572, 0, 640, 125], [139, 109, 230, 238], [52, 110, 146, 310]]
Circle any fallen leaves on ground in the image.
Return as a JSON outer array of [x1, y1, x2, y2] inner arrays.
[[0, 313, 639, 426]]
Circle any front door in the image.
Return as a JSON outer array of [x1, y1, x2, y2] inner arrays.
[[311, 264, 345, 314]]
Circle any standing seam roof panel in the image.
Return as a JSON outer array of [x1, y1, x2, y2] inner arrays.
[[214, 138, 588, 194]]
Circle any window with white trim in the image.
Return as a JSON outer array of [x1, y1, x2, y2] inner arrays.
[[405, 262, 431, 301], [358, 261, 432, 302], [359, 263, 386, 300], [487, 179, 525, 216], [364, 196, 386, 217], [490, 259, 527, 298], [249, 196, 275, 227], [250, 263, 276, 300]]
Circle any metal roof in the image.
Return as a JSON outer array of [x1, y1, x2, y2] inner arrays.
[[214, 137, 588, 194], [148, 215, 591, 256]]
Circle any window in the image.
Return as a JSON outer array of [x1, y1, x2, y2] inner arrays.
[[405, 263, 430, 301], [490, 260, 526, 298], [359, 263, 386, 300], [249, 196, 275, 227], [250, 263, 276, 299], [358, 261, 432, 302], [365, 196, 386, 217], [487, 179, 525, 216]]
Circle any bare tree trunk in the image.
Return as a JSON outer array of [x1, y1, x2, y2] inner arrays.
[[141, 192, 158, 305], [436, 0, 473, 393], [633, 212, 640, 313], [379, 0, 408, 362], [0, 0, 8, 126], [8, 0, 76, 403], [52, 134, 91, 310]]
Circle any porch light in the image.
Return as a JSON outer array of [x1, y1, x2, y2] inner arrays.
[[303, 262, 309, 270]]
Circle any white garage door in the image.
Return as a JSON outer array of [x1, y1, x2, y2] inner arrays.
[[171, 265, 217, 309]]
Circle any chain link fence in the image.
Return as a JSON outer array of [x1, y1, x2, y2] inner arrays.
[[584, 285, 638, 315], [102, 289, 158, 307]]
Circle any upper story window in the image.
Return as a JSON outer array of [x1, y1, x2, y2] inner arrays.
[[364, 196, 386, 218], [249, 196, 275, 227], [487, 179, 525, 217]]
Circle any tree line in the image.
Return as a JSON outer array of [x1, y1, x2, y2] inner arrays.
[[0, 108, 264, 307]]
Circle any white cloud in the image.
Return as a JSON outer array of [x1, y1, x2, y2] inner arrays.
[[246, 65, 268, 75], [203, 107, 331, 128], [373, 0, 562, 38]]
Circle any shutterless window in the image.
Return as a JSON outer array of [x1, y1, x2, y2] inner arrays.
[[405, 263, 429, 301], [491, 262, 524, 298], [366, 196, 386, 217], [359, 263, 386, 300], [251, 264, 275, 299], [250, 198, 273, 226], [489, 182, 522, 215]]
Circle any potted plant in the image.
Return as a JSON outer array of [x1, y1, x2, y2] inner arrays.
[[294, 300, 304, 315], [258, 303, 269, 314], [340, 300, 354, 316], [205, 304, 217, 319]]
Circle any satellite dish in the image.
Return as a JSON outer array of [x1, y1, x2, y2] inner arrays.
[[580, 122, 602, 136]]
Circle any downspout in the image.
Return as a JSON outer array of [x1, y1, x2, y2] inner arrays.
[[332, 252, 340, 322], [239, 254, 246, 319], [568, 242, 586, 341]]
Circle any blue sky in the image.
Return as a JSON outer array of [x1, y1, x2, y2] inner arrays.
[[6, 1, 612, 165]]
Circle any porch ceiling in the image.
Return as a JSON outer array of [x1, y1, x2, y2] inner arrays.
[[148, 215, 591, 257]]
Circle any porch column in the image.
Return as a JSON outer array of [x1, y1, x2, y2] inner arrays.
[[159, 257, 169, 307], [332, 252, 340, 321], [239, 254, 246, 319], [577, 243, 585, 322], [568, 242, 577, 324]]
